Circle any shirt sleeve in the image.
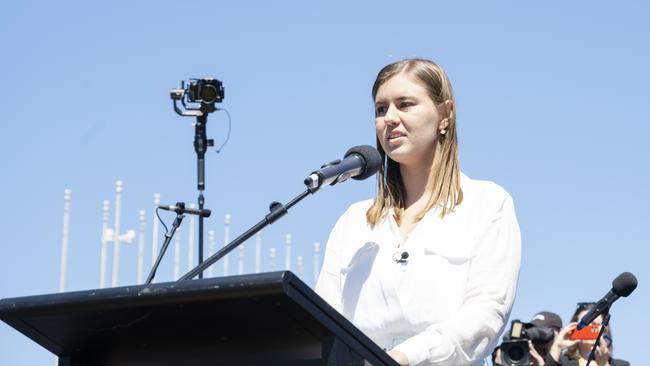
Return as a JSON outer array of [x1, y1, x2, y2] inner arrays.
[[314, 208, 350, 313], [392, 193, 521, 365]]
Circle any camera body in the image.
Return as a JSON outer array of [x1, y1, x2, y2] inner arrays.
[[499, 320, 555, 366], [187, 78, 224, 104]]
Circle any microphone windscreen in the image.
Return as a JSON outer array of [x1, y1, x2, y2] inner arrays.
[[612, 272, 638, 297], [346, 145, 382, 181]]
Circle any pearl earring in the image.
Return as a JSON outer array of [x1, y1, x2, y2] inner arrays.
[[440, 129, 446, 135]]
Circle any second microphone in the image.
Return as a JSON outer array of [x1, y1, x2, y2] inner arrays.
[[158, 202, 212, 217]]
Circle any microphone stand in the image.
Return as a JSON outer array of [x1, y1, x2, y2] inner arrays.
[[585, 311, 611, 366], [146, 212, 185, 285], [179, 188, 315, 281]]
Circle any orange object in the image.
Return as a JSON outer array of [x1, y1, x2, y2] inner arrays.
[[571, 324, 601, 340]]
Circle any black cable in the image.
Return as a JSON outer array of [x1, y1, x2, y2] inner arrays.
[[155, 207, 169, 234], [214, 107, 232, 153]]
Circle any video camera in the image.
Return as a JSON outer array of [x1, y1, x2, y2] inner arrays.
[[499, 320, 554, 366]]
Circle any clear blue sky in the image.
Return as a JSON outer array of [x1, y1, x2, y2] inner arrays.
[[1, 1, 648, 364]]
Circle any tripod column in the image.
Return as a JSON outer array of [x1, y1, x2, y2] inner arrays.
[[194, 114, 209, 279]]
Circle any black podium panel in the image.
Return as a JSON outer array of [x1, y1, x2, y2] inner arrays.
[[0, 271, 397, 366]]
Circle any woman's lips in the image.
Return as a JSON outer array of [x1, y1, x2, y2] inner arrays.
[[388, 131, 406, 140]]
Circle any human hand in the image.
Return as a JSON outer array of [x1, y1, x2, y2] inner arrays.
[[548, 323, 579, 362], [593, 335, 611, 366], [387, 349, 409, 366], [528, 340, 545, 366]]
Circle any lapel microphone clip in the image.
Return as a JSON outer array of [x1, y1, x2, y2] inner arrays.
[[393, 251, 409, 264]]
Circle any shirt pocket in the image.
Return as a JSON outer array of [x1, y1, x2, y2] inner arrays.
[[412, 239, 472, 320], [422, 239, 471, 265]]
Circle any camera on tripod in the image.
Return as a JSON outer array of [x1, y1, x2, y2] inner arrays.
[[187, 78, 224, 104], [499, 319, 554, 365], [170, 78, 225, 117]]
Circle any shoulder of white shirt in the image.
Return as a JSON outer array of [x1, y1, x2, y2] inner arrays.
[[341, 172, 514, 217], [461, 172, 515, 210]]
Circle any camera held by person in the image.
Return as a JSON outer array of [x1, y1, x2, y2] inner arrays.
[[496, 311, 563, 366]]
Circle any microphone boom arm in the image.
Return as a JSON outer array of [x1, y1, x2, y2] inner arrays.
[[178, 189, 312, 281]]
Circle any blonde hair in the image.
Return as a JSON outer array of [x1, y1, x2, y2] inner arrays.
[[366, 59, 462, 225]]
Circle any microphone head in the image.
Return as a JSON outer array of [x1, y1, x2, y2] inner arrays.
[[612, 272, 638, 297], [345, 145, 382, 181]]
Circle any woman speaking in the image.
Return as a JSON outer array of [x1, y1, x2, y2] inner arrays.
[[316, 59, 521, 366]]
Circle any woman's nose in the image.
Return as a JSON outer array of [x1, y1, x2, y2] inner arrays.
[[384, 105, 400, 126]]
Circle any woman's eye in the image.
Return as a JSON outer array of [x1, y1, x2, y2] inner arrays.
[[375, 106, 387, 116], [400, 101, 414, 109]]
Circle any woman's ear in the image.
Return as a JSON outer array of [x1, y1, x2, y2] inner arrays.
[[438, 100, 454, 132], [444, 99, 454, 119]]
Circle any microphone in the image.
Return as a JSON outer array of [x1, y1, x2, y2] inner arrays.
[[304, 145, 382, 190], [158, 202, 212, 217], [392, 251, 409, 263], [577, 272, 638, 330]]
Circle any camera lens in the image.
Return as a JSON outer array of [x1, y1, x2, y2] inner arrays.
[[200, 85, 218, 103], [507, 346, 524, 361]]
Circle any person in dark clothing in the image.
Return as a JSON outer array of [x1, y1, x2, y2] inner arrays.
[[545, 303, 629, 366]]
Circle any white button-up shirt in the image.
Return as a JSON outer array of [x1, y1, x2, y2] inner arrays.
[[315, 173, 521, 365]]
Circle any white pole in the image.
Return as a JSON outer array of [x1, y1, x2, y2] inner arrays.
[[58, 189, 72, 293], [285, 233, 292, 270], [296, 255, 304, 278], [111, 181, 123, 287], [238, 242, 245, 275], [99, 200, 110, 289], [223, 214, 231, 276], [187, 204, 196, 271], [173, 228, 182, 280], [313, 242, 321, 285], [254, 232, 262, 274], [207, 230, 216, 278], [137, 209, 146, 284], [269, 247, 276, 271], [151, 193, 161, 272]]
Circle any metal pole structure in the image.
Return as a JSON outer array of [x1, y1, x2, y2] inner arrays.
[[269, 247, 276, 271], [58, 189, 72, 293], [150, 193, 161, 271], [187, 204, 196, 271], [238, 240, 245, 275], [173, 228, 182, 280], [222, 214, 231, 276], [297, 255, 304, 278], [254, 232, 262, 274], [110, 181, 123, 287], [99, 200, 110, 289], [207, 230, 215, 278], [137, 209, 146, 284], [285, 233, 292, 270], [313, 242, 321, 285]]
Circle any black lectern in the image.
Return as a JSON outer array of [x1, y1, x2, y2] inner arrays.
[[0, 271, 398, 366]]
